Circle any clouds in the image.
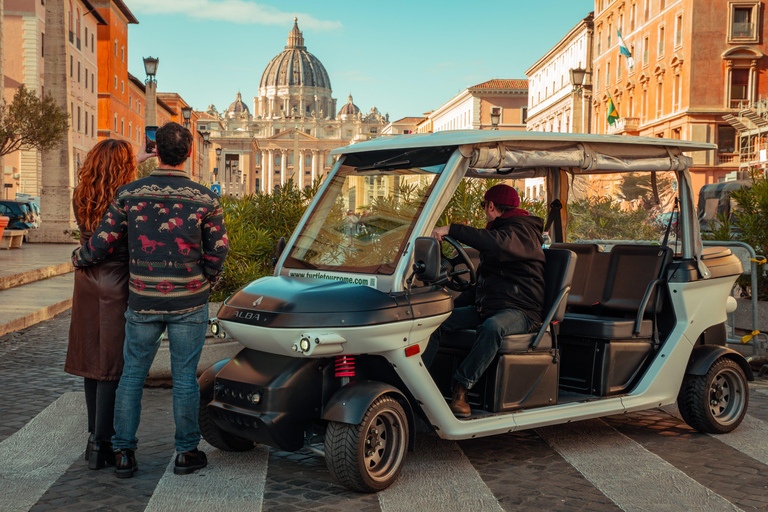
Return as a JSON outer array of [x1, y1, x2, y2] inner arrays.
[[128, 0, 342, 30]]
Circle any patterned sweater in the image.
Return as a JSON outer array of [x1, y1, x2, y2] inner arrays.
[[72, 169, 229, 314]]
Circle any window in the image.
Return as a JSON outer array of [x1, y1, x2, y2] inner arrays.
[[643, 36, 650, 65], [673, 73, 681, 110], [114, 40, 118, 56], [596, 69, 600, 91], [77, 106, 81, 131], [91, 114, 94, 137], [114, 114, 117, 132], [718, 125, 736, 153], [631, 2, 637, 31], [730, 68, 750, 107], [114, 75, 117, 89], [84, 110, 88, 135], [84, 67, 87, 88], [597, 29, 602, 54], [642, 88, 648, 120], [607, 62, 611, 86], [91, 72, 94, 93], [121, 46, 125, 62], [656, 81, 663, 117], [729, 3, 759, 42], [41, 33, 44, 57], [77, 61, 80, 82], [607, 24, 612, 48], [121, 119, 124, 135], [70, 55, 73, 77], [658, 25, 665, 56], [630, 44, 636, 73], [617, 54, 623, 80], [660, 0, 665, 8], [675, 14, 683, 46], [644, 0, 650, 21], [91, 34, 94, 50], [121, 80, 124, 93], [672, 127, 681, 139]]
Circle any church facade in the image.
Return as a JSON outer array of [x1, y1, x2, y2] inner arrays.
[[197, 19, 388, 195]]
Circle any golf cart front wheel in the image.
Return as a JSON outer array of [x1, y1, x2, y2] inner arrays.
[[324, 395, 409, 492], [678, 357, 749, 434]]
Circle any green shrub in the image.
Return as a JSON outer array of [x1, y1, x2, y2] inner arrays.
[[566, 196, 663, 241]]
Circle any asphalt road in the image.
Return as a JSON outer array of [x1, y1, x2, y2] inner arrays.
[[2, 311, 768, 512]]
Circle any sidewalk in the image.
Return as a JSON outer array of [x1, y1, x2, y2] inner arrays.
[[0, 243, 78, 337]]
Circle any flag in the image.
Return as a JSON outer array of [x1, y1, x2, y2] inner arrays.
[[607, 95, 619, 126], [617, 30, 634, 69]]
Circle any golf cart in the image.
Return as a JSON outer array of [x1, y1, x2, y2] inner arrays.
[[200, 131, 751, 492]]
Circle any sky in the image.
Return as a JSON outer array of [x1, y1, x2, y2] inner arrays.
[[126, 0, 594, 121]]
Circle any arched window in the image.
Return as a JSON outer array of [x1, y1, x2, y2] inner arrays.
[[76, 8, 81, 39], [68, 1, 73, 34]]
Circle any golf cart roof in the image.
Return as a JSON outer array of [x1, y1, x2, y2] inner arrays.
[[331, 130, 716, 175]]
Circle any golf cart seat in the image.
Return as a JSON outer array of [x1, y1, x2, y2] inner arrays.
[[434, 248, 576, 412]]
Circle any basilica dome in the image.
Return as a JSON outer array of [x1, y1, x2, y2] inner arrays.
[[337, 94, 360, 119], [226, 91, 250, 117], [259, 19, 332, 91]]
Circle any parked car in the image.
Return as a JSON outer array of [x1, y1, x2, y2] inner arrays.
[[202, 131, 750, 492], [0, 200, 34, 229], [16, 200, 40, 228]]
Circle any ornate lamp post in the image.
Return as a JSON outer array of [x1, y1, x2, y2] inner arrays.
[[143, 57, 159, 127], [570, 67, 587, 133], [490, 107, 501, 130], [181, 106, 192, 128]]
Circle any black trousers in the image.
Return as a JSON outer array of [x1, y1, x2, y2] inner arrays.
[[83, 378, 119, 442]]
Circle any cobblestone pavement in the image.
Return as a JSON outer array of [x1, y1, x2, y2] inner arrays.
[[3, 311, 768, 511]]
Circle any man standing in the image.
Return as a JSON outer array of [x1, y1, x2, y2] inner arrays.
[[72, 122, 229, 477], [428, 184, 545, 418]]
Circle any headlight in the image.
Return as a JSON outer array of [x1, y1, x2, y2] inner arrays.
[[210, 322, 219, 335], [299, 337, 311, 352]]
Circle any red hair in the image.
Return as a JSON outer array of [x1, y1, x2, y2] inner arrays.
[[73, 139, 137, 232]]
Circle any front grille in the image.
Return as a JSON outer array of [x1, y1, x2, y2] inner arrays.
[[214, 379, 262, 408]]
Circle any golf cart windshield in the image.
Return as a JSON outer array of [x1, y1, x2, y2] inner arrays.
[[283, 161, 445, 275]]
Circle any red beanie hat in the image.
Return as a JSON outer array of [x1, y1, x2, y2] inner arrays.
[[484, 184, 520, 208]]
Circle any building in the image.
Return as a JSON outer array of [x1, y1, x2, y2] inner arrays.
[[429, 79, 529, 132], [382, 117, 423, 136], [2, 0, 105, 199], [157, 92, 205, 181], [416, 112, 434, 134], [526, 13, 594, 134], [91, 0, 138, 149], [201, 19, 389, 196], [590, 0, 768, 195]]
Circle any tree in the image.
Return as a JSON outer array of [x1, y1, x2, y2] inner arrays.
[[0, 84, 69, 158]]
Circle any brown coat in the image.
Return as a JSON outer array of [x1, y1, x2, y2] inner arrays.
[[65, 209, 130, 381]]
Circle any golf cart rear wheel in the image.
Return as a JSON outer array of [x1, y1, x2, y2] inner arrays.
[[199, 399, 255, 452], [678, 357, 749, 434], [324, 395, 409, 493]]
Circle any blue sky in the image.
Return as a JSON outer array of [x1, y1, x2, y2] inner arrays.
[[126, 0, 594, 121]]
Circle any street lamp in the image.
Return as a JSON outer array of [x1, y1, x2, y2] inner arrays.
[[490, 107, 501, 130], [181, 106, 192, 128], [143, 57, 159, 127], [569, 68, 587, 97]]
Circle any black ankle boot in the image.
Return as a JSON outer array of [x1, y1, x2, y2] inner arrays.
[[114, 449, 138, 479], [84, 433, 95, 461], [88, 441, 116, 470]]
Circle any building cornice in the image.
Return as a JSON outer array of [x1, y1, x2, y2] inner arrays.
[[525, 12, 594, 75]]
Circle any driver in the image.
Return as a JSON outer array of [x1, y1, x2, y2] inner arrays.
[[426, 184, 545, 417]]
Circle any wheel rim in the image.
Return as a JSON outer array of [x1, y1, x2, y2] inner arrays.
[[363, 410, 406, 483], [708, 367, 746, 426]]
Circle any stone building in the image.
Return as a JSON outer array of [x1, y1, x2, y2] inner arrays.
[[199, 19, 388, 195], [590, 0, 768, 195], [429, 79, 529, 132]]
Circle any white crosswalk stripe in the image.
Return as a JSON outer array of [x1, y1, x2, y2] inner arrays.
[[0, 393, 88, 512], [144, 441, 271, 512], [378, 433, 503, 512], [537, 418, 742, 512]]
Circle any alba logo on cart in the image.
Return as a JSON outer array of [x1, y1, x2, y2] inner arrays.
[[234, 310, 260, 321], [253, 296, 263, 306]]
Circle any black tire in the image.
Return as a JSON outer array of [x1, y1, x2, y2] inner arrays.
[[324, 395, 409, 493], [678, 357, 749, 434], [199, 398, 255, 452]]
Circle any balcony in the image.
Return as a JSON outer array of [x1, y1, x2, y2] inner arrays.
[[607, 117, 640, 135], [717, 152, 739, 165]]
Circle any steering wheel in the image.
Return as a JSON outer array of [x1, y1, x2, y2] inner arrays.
[[441, 235, 477, 292]]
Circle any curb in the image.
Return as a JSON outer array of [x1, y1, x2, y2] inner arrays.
[[0, 298, 73, 338], [0, 262, 74, 292]]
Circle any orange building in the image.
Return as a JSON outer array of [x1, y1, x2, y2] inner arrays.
[[591, 0, 768, 195], [91, 0, 138, 149], [157, 92, 204, 181]]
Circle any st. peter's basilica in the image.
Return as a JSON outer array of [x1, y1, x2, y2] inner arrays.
[[197, 19, 389, 195]]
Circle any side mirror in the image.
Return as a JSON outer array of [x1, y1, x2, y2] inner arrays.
[[413, 237, 441, 282], [273, 236, 287, 266]]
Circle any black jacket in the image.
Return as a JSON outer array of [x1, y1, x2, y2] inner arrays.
[[448, 215, 545, 323]]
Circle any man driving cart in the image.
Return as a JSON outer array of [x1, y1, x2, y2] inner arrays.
[[426, 184, 546, 417]]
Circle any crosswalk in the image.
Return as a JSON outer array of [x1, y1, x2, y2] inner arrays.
[[2, 390, 768, 512]]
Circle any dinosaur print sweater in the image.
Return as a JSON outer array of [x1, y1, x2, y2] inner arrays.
[[72, 169, 229, 314]]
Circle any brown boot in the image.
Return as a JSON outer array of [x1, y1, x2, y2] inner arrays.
[[450, 383, 471, 418]]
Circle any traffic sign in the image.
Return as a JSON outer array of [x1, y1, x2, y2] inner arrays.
[[211, 184, 221, 195]]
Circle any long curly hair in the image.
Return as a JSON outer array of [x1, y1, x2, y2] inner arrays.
[[73, 139, 137, 232]]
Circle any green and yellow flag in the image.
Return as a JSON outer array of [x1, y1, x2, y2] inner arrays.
[[607, 95, 619, 126]]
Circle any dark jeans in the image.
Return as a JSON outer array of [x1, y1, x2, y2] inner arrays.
[[424, 306, 533, 389], [84, 378, 119, 442]]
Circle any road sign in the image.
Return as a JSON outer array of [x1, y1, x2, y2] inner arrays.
[[211, 184, 221, 195]]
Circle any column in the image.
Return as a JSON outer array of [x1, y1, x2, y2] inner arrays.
[[297, 149, 305, 189], [280, 149, 287, 186], [311, 149, 318, 182], [267, 149, 274, 192], [261, 150, 268, 193]]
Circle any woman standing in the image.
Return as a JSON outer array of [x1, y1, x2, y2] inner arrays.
[[66, 139, 153, 469]]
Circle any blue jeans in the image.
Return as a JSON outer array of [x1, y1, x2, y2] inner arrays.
[[112, 305, 208, 453], [424, 306, 533, 389]]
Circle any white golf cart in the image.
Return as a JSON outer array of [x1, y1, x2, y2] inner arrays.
[[200, 131, 751, 492]]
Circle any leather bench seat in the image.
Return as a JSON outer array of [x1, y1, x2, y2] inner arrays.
[[559, 313, 653, 339], [440, 329, 553, 354]]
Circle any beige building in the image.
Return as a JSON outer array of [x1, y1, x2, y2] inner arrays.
[[526, 13, 594, 134], [2, 0, 105, 199], [382, 116, 423, 135], [199, 19, 389, 196], [430, 79, 528, 132]]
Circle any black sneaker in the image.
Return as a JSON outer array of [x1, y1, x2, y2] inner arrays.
[[114, 449, 138, 479], [174, 448, 207, 475]]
